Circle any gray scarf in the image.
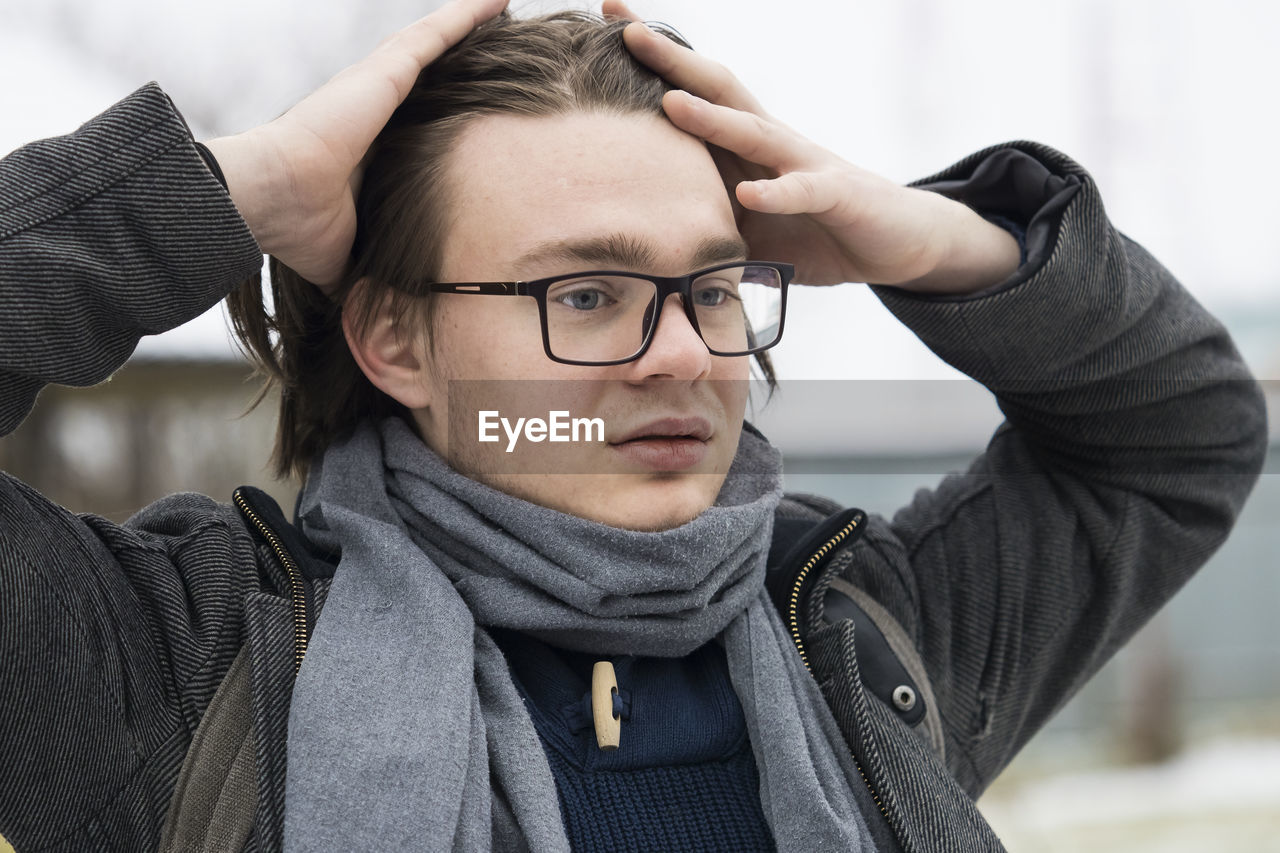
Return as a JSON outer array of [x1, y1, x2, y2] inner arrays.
[[283, 417, 873, 851]]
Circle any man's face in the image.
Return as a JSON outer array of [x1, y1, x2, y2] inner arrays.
[[408, 110, 751, 530]]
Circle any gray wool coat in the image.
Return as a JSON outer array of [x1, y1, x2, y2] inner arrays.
[[0, 84, 1267, 852]]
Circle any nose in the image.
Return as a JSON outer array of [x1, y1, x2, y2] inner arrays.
[[627, 293, 712, 381]]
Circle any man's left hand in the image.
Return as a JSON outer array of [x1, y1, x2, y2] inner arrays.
[[604, 1, 1020, 295]]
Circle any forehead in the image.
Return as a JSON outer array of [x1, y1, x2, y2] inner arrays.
[[438, 111, 741, 279]]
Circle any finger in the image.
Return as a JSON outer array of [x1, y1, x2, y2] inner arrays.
[[601, 0, 642, 22], [362, 0, 510, 100], [736, 171, 845, 217], [620, 21, 766, 115], [662, 90, 805, 173], [281, 0, 507, 161]]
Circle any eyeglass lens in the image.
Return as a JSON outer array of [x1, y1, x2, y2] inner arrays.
[[543, 264, 783, 363]]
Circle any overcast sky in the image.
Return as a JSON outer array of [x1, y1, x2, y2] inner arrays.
[[2, 0, 1277, 379]]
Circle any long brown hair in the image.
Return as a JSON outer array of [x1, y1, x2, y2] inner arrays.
[[227, 11, 766, 481]]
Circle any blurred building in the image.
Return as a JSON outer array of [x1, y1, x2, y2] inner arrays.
[[0, 356, 295, 523]]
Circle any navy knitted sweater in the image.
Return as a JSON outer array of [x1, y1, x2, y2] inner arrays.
[[492, 630, 776, 852]]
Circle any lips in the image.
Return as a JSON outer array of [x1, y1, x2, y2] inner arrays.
[[609, 417, 714, 471], [610, 417, 714, 445]]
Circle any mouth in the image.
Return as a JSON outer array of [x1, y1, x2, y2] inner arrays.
[[610, 417, 714, 445], [608, 417, 714, 471]]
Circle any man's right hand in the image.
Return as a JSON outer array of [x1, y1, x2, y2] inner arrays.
[[204, 0, 507, 291]]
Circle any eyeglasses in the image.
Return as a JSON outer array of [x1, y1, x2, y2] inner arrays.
[[394, 261, 792, 366]]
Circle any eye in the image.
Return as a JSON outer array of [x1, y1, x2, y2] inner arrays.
[[691, 279, 740, 308], [551, 282, 615, 311]]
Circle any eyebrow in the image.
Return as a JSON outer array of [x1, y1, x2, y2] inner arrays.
[[514, 232, 750, 273]]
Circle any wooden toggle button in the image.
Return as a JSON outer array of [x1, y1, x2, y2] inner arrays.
[[591, 661, 621, 751]]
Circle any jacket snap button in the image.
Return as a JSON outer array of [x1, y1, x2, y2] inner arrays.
[[892, 684, 917, 712]]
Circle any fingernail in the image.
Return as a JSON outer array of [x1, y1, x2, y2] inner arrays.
[[667, 90, 700, 114]]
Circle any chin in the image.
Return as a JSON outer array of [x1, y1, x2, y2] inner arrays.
[[565, 474, 724, 531], [604, 504, 703, 532], [465, 470, 728, 532]]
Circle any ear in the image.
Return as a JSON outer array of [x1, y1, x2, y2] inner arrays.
[[342, 278, 434, 409]]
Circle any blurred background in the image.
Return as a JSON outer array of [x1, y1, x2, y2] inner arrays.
[[1, 0, 1277, 848]]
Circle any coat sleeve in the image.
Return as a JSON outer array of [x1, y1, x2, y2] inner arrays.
[[0, 84, 264, 850], [836, 141, 1268, 795], [0, 81, 261, 437]]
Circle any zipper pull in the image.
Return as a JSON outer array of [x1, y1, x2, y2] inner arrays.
[[591, 661, 621, 751]]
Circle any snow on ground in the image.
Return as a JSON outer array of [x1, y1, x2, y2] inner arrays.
[[979, 738, 1280, 851]]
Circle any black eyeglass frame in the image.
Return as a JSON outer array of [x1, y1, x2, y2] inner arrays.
[[394, 260, 793, 366]]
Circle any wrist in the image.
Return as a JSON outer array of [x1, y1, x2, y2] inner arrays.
[[204, 131, 282, 255], [193, 142, 228, 190], [901, 195, 1021, 295]]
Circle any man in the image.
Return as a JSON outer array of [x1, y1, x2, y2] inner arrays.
[[0, 0, 1266, 850]]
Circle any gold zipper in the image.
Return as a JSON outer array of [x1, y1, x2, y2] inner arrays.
[[786, 514, 889, 820], [786, 514, 861, 669], [234, 489, 308, 674]]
